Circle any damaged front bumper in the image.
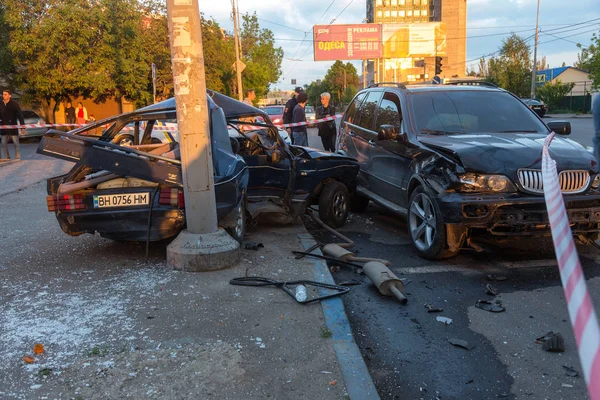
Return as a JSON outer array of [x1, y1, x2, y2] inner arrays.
[[437, 192, 600, 236]]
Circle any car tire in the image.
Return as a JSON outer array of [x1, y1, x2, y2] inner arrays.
[[408, 186, 458, 260], [226, 195, 247, 243], [350, 193, 370, 212], [319, 181, 349, 228], [116, 134, 134, 146]]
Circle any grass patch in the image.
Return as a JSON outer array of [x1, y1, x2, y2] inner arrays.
[[87, 346, 109, 357], [320, 327, 332, 339]]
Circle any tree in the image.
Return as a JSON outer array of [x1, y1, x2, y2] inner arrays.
[[324, 61, 359, 106], [483, 34, 532, 97], [536, 79, 575, 111], [240, 13, 284, 103], [305, 80, 329, 108], [0, 4, 14, 78], [576, 33, 600, 89], [201, 15, 235, 95]]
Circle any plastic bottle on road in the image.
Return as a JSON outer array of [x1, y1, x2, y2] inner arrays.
[[295, 285, 307, 302]]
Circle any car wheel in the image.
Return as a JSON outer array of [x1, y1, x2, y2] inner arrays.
[[116, 135, 134, 146], [226, 195, 246, 243], [319, 181, 349, 228], [350, 193, 370, 212], [408, 187, 457, 259]]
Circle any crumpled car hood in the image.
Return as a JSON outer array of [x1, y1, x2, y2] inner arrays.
[[418, 132, 596, 174]]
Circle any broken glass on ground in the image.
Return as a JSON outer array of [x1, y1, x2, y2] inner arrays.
[[475, 300, 505, 313]]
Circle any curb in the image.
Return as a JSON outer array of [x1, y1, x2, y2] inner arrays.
[[0, 159, 20, 168], [296, 228, 380, 400]]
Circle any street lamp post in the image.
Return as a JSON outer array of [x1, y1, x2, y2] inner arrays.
[[530, 0, 541, 100]]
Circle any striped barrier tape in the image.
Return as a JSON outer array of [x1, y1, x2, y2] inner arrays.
[[0, 123, 83, 129], [542, 132, 600, 400]]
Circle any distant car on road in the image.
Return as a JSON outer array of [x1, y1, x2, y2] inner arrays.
[[39, 91, 359, 244], [520, 98, 547, 117], [338, 82, 600, 259], [19, 110, 49, 139], [305, 105, 317, 127], [262, 105, 285, 126]]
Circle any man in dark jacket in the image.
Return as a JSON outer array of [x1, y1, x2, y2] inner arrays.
[[283, 87, 304, 142], [0, 90, 25, 160], [292, 92, 309, 146], [315, 92, 337, 152]]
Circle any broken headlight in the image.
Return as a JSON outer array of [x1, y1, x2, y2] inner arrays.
[[592, 174, 600, 190], [458, 174, 517, 193]]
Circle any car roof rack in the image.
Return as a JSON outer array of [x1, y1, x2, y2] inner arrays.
[[444, 80, 498, 88], [367, 82, 407, 89]]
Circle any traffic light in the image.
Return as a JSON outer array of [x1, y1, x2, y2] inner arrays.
[[435, 56, 443, 75]]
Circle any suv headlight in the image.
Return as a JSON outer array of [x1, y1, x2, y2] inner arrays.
[[458, 174, 517, 193], [591, 174, 600, 190]]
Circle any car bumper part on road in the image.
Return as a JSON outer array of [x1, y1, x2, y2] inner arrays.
[[437, 192, 600, 236]]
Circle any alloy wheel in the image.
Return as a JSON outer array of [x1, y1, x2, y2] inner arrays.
[[332, 191, 348, 220], [409, 193, 437, 251]]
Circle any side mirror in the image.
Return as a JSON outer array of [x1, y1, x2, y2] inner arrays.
[[547, 120, 571, 135], [378, 124, 398, 141]]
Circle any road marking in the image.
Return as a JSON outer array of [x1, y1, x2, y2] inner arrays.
[[393, 258, 560, 275]]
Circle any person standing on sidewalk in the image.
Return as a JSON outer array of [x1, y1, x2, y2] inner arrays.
[[65, 102, 76, 125], [593, 94, 600, 166], [292, 92, 309, 146], [283, 87, 303, 142], [316, 92, 337, 152], [0, 90, 25, 160], [242, 89, 255, 106], [75, 102, 88, 125]]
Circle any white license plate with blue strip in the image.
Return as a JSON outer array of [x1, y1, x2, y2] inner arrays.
[[93, 193, 150, 208]]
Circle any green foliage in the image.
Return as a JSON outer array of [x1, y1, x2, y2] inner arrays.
[[305, 80, 329, 109], [536, 79, 576, 111], [324, 61, 359, 106], [576, 33, 600, 90], [484, 34, 532, 97], [201, 15, 235, 95], [240, 13, 283, 102], [0, 4, 14, 77]]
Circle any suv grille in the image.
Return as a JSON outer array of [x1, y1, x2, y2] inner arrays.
[[517, 169, 590, 194]]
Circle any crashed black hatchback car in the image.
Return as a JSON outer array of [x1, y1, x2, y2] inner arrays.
[[39, 91, 359, 243], [338, 82, 600, 259]]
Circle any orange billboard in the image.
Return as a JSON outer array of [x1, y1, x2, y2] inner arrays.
[[313, 24, 382, 61], [382, 23, 446, 58]]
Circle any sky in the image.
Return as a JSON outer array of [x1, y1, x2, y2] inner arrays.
[[200, 0, 600, 91]]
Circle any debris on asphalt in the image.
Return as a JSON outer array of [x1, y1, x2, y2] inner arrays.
[[425, 303, 443, 313], [244, 242, 264, 251], [448, 338, 476, 350], [33, 343, 45, 355], [436, 316, 453, 325], [362, 261, 407, 304], [486, 284, 498, 296], [338, 279, 362, 286], [322, 243, 391, 266], [22, 356, 35, 364], [465, 379, 474, 385], [294, 242, 322, 259], [562, 365, 579, 377], [475, 300, 506, 313], [535, 331, 565, 352], [487, 274, 507, 282], [561, 383, 574, 388]]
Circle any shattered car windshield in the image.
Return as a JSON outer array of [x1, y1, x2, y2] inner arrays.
[[410, 91, 548, 135]]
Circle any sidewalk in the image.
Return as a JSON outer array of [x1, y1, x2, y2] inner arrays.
[[0, 179, 377, 399]]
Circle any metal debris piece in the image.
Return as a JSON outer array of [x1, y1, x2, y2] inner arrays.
[[244, 242, 264, 251], [475, 300, 505, 313], [486, 284, 498, 296], [436, 316, 453, 325], [425, 303, 443, 313], [561, 383, 573, 388], [562, 365, 579, 377], [543, 333, 565, 352], [363, 261, 407, 304], [448, 338, 475, 350], [487, 274, 507, 282]]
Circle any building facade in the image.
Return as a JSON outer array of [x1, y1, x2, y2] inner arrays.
[[365, 0, 465, 84]]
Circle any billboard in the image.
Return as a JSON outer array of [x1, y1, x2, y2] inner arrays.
[[313, 24, 382, 61], [381, 23, 446, 58]]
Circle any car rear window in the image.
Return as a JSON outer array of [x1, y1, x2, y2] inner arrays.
[[264, 107, 283, 115], [410, 91, 548, 134]]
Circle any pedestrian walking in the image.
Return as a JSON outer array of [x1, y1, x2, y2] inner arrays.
[[243, 89, 256, 106], [65, 101, 76, 125], [593, 94, 600, 166], [0, 90, 25, 160], [316, 92, 337, 152], [283, 87, 303, 141], [75, 102, 88, 125], [292, 92, 309, 146]]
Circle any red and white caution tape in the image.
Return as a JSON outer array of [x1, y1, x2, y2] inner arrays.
[[542, 132, 600, 400], [276, 113, 343, 128], [0, 123, 83, 129]]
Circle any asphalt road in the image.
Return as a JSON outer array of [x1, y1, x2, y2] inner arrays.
[[306, 117, 599, 399]]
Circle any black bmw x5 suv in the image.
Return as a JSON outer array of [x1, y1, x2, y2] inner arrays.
[[337, 82, 600, 259]]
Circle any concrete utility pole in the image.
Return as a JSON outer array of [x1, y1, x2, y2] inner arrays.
[[530, 0, 541, 100], [232, 0, 243, 101], [166, 0, 240, 271]]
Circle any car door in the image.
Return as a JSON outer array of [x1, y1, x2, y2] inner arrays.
[[338, 92, 368, 185], [351, 90, 384, 190], [368, 91, 413, 207]]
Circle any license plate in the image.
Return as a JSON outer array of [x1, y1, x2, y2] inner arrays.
[[93, 193, 150, 209]]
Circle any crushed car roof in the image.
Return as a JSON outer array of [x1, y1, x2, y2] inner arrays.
[[137, 90, 267, 120]]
